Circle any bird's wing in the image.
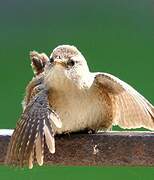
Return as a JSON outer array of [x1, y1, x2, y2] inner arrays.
[[93, 72, 154, 130], [5, 85, 62, 169], [30, 51, 49, 75]]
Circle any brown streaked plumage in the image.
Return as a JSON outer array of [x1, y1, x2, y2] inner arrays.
[[6, 45, 154, 168], [30, 51, 49, 75]]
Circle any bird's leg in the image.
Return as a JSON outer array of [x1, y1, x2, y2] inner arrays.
[[71, 129, 97, 134], [55, 129, 97, 139]]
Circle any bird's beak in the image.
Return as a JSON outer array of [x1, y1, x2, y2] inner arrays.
[[53, 59, 66, 68]]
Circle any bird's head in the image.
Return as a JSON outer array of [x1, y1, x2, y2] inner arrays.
[[45, 45, 92, 89]]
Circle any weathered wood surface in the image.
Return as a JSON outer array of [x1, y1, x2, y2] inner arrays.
[[0, 130, 154, 166]]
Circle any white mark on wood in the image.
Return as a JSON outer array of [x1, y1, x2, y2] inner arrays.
[[93, 145, 99, 155]]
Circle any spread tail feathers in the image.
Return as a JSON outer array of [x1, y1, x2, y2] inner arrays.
[[5, 90, 62, 168]]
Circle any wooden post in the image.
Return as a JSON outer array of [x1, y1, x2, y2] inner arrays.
[[0, 130, 154, 166]]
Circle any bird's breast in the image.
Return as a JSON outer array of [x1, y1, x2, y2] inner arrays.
[[48, 85, 113, 134]]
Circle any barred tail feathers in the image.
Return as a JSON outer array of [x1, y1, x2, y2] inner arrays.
[[5, 103, 59, 168]]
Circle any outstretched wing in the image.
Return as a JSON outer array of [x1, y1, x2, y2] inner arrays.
[[5, 86, 62, 168], [94, 72, 154, 130]]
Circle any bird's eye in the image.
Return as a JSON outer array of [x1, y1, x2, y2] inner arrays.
[[50, 57, 54, 63], [67, 59, 75, 66]]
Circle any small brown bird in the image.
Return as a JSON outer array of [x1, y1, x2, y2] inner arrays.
[[6, 45, 154, 168]]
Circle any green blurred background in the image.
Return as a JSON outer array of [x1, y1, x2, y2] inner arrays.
[[0, 0, 154, 179]]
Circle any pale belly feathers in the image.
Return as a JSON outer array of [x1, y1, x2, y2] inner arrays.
[[52, 91, 97, 133], [45, 67, 112, 134]]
